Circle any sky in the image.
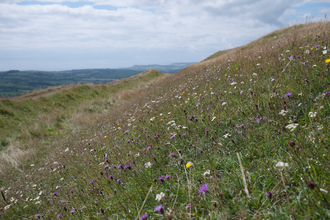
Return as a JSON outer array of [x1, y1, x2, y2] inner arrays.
[[0, 0, 329, 71]]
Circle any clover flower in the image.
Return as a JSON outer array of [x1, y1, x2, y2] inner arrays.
[[155, 192, 165, 201], [145, 162, 152, 168], [308, 112, 317, 118], [286, 123, 298, 131]]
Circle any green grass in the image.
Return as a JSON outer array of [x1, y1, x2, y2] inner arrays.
[[1, 22, 330, 219]]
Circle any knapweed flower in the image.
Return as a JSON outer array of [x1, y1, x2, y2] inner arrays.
[[36, 214, 41, 218], [70, 209, 75, 214], [186, 162, 193, 168], [89, 180, 93, 184], [199, 183, 209, 194], [154, 204, 164, 214], [124, 130, 129, 134], [155, 192, 165, 201], [117, 179, 121, 184], [165, 174, 170, 179], [124, 164, 131, 170], [158, 176, 165, 182], [185, 204, 190, 209], [53, 191, 57, 196], [57, 213, 62, 218], [283, 92, 292, 98], [140, 213, 148, 220]]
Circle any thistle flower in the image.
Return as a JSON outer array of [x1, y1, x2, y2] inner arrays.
[[158, 176, 165, 182]]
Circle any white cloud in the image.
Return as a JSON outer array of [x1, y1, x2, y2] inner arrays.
[[0, 0, 328, 70]]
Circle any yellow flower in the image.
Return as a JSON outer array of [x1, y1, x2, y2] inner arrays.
[[104, 136, 107, 138], [235, 74, 237, 76], [161, 119, 163, 121], [186, 162, 193, 168], [326, 59, 330, 63], [225, 74, 227, 76]]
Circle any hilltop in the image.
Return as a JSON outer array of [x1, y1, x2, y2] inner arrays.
[[0, 22, 330, 219]]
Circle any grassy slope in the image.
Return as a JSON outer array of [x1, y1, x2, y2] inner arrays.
[[1, 22, 330, 219]]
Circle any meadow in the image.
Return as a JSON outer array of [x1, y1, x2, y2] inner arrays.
[[0, 22, 330, 219]]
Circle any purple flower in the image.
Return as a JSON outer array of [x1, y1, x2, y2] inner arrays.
[[240, 90, 243, 95], [154, 134, 159, 138], [140, 213, 148, 220], [124, 130, 129, 134], [114, 145, 118, 148], [199, 183, 209, 194], [147, 146, 151, 150], [146, 134, 150, 138], [201, 110, 204, 113], [284, 92, 292, 98], [315, 45, 320, 48], [19, 185, 23, 188], [266, 191, 273, 199], [257, 118, 262, 123], [196, 103, 200, 106], [185, 204, 190, 209], [89, 180, 93, 184], [70, 209, 75, 214], [53, 191, 57, 196], [117, 179, 121, 184], [289, 55, 293, 61], [154, 204, 164, 214], [36, 214, 41, 218], [109, 175, 113, 179], [158, 176, 165, 182], [165, 174, 170, 179], [124, 164, 131, 170], [127, 140, 130, 143], [57, 213, 62, 218], [170, 135, 175, 139], [104, 164, 109, 169], [298, 103, 302, 107], [169, 153, 175, 157], [142, 148, 146, 151], [118, 164, 123, 169], [145, 127, 148, 130], [305, 78, 308, 82], [271, 78, 275, 82], [88, 161, 91, 164], [182, 133, 186, 137]]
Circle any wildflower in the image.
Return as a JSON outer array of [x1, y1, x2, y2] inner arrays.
[[286, 123, 298, 131], [145, 162, 152, 168], [326, 59, 330, 63], [308, 112, 317, 118], [203, 170, 211, 176], [186, 162, 193, 168], [185, 204, 190, 209], [165, 174, 170, 179], [57, 213, 62, 218], [223, 133, 231, 138], [117, 179, 121, 184], [289, 55, 293, 61], [53, 191, 57, 196], [36, 214, 41, 219], [305, 50, 310, 53], [4, 204, 11, 210], [265, 191, 273, 199], [89, 180, 93, 184], [154, 204, 164, 214], [70, 209, 75, 214], [275, 162, 289, 168], [240, 90, 243, 95], [320, 188, 328, 193], [30, 164, 35, 167], [279, 110, 288, 116], [169, 153, 175, 157], [155, 192, 165, 201], [283, 92, 292, 98], [158, 176, 165, 182], [323, 50, 328, 55], [182, 133, 186, 137], [222, 102, 227, 106], [199, 183, 209, 194], [124, 164, 131, 170], [140, 213, 148, 220], [124, 130, 129, 134], [298, 103, 302, 107]]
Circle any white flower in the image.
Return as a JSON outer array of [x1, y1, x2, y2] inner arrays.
[[256, 63, 261, 66], [155, 192, 165, 201], [222, 102, 227, 106], [65, 148, 69, 152], [30, 164, 35, 167], [258, 56, 261, 58], [308, 112, 317, 118], [323, 50, 327, 55], [286, 123, 298, 132], [167, 120, 175, 125], [320, 188, 328, 193], [211, 117, 216, 122], [279, 110, 288, 116], [39, 191, 43, 195], [286, 50, 290, 52], [305, 50, 310, 53], [160, 113, 163, 116], [99, 162, 105, 165], [223, 133, 231, 138], [135, 153, 140, 157], [10, 197, 15, 202], [275, 162, 289, 168], [145, 162, 152, 168], [241, 81, 244, 84], [4, 204, 11, 210], [211, 92, 214, 95], [230, 82, 237, 85], [150, 117, 155, 122], [35, 201, 41, 204], [317, 124, 323, 130], [252, 73, 257, 76], [203, 170, 211, 176]]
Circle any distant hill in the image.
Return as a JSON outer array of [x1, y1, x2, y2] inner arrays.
[[0, 62, 195, 97]]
